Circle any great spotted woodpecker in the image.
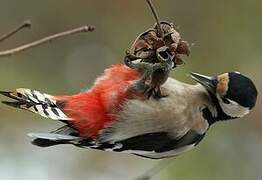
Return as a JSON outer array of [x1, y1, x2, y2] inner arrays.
[[0, 64, 257, 159]]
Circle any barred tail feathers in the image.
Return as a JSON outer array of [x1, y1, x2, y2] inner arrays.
[[0, 88, 71, 120]]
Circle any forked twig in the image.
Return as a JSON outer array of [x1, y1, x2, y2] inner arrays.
[[0, 20, 31, 43], [0, 25, 95, 57]]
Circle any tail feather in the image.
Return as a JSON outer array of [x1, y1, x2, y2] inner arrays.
[[30, 138, 67, 147], [29, 125, 93, 148], [28, 133, 82, 141], [29, 133, 83, 147], [29, 125, 80, 147], [0, 89, 96, 148], [0, 88, 71, 120]]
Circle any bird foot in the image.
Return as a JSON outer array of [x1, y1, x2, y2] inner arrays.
[[144, 87, 169, 100]]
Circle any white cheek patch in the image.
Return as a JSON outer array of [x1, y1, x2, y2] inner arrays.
[[217, 95, 250, 118]]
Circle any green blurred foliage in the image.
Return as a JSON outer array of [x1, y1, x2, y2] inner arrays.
[[0, 0, 261, 180]]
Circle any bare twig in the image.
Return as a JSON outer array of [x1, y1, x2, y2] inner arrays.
[[0, 25, 95, 57], [0, 20, 31, 43], [146, 0, 164, 38], [134, 158, 174, 180]]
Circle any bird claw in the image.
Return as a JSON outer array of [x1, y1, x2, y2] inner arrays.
[[124, 46, 174, 99], [144, 87, 169, 99]]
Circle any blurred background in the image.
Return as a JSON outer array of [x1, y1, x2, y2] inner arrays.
[[0, 0, 261, 179]]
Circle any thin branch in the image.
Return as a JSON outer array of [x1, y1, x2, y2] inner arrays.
[[134, 158, 174, 180], [0, 25, 95, 57], [146, 0, 164, 38], [0, 20, 31, 43]]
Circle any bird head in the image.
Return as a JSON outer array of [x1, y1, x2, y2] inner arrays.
[[191, 72, 258, 119]]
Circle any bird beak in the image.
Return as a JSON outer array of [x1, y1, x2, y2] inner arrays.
[[190, 72, 217, 94]]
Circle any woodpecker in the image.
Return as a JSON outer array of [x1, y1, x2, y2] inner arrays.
[[0, 64, 257, 159]]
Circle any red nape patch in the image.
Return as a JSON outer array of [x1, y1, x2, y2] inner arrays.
[[56, 64, 141, 137]]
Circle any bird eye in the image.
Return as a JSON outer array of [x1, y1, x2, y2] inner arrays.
[[222, 98, 230, 104]]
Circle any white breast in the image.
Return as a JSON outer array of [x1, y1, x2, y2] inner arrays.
[[100, 78, 211, 143]]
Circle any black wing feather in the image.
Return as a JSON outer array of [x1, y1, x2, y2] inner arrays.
[[93, 130, 205, 154]]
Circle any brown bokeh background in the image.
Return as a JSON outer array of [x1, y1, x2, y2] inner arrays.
[[0, 0, 261, 179]]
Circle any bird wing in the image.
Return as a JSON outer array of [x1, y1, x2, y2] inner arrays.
[[91, 130, 205, 159]]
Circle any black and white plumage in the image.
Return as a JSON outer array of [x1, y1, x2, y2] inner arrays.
[[0, 89, 70, 120], [0, 69, 258, 159]]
